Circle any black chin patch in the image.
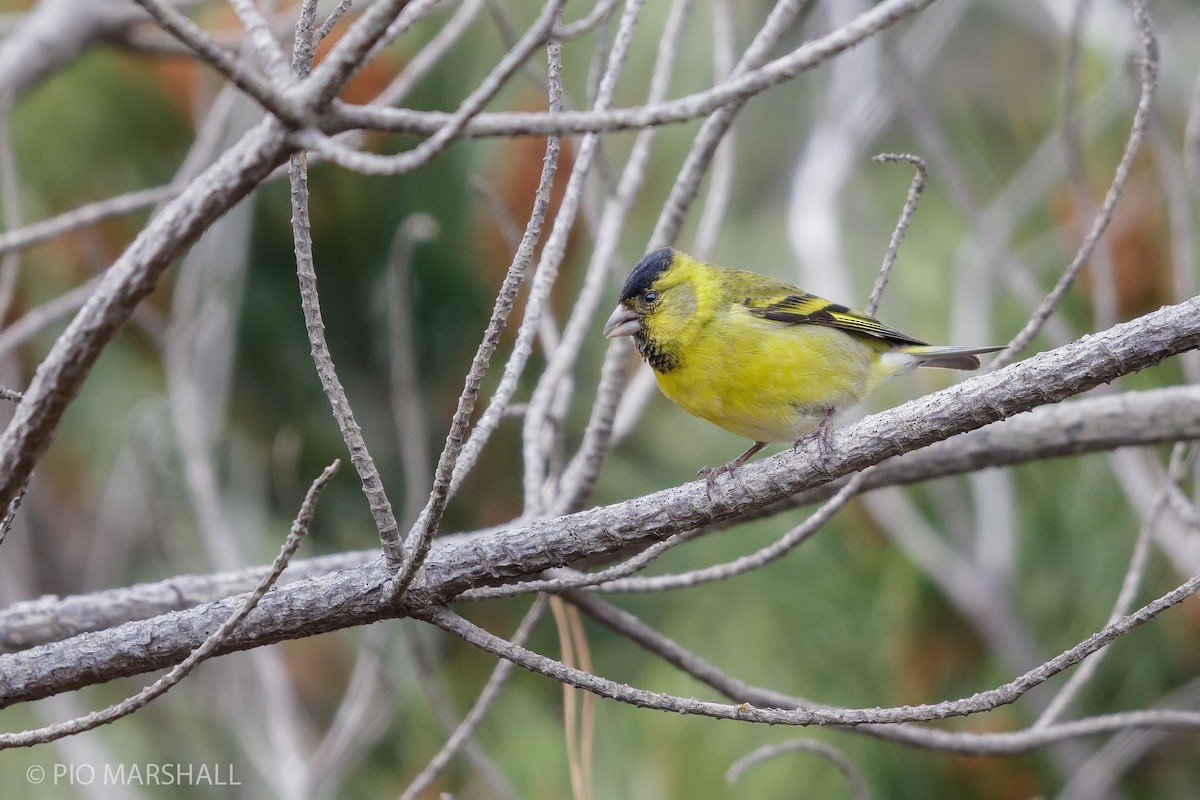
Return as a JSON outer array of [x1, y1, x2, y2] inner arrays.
[[635, 331, 680, 373], [619, 247, 674, 303]]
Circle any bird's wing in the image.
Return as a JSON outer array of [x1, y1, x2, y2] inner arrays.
[[741, 285, 927, 347]]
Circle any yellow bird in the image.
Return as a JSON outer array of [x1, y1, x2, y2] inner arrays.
[[603, 248, 1001, 491]]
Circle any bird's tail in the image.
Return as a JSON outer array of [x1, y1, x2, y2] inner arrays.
[[898, 344, 1005, 371]]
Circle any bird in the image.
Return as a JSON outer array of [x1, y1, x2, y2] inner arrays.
[[603, 247, 1002, 494]]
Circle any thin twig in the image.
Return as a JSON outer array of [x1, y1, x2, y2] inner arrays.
[[0, 92, 23, 322], [315, 1, 354, 44], [689, 0, 738, 260], [727, 739, 870, 799], [332, 0, 937, 140], [1061, 0, 1119, 333], [290, 151, 403, 565], [423, 570, 1200, 726], [0, 277, 101, 360], [130, 0, 305, 126], [1034, 443, 1197, 728], [650, 0, 810, 248], [456, 517, 696, 602], [405, 624, 520, 800], [374, 0, 487, 108], [569, 592, 1196, 756], [1147, 112, 1200, 383], [446, 6, 630, 497], [400, 596, 547, 800], [305, 626, 394, 797], [551, 596, 588, 800], [0, 460, 338, 749], [865, 153, 926, 316], [555, 0, 621, 40], [593, 469, 873, 593], [296, 0, 567, 175], [551, 342, 632, 514], [303, 0, 434, 107], [0, 186, 177, 257], [527, 0, 690, 512], [390, 32, 565, 592], [988, 0, 1157, 370]]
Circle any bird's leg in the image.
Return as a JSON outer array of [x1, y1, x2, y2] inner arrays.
[[698, 441, 766, 499], [793, 409, 837, 459]]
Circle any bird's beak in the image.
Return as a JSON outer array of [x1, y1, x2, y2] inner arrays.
[[603, 304, 640, 339]]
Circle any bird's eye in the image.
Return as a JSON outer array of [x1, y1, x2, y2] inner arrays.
[[642, 291, 658, 304]]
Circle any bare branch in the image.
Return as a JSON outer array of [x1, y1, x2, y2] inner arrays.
[[1034, 443, 1197, 728], [422, 571, 1200, 726], [0, 289, 1191, 703], [570, 593, 1200, 755], [391, 31, 565, 590], [130, 0, 305, 125], [727, 740, 869, 799], [525, 0, 693, 512], [290, 150, 404, 565], [3, 384, 1197, 653], [292, 0, 567, 176], [865, 153, 927, 316], [0, 460, 338, 749], [399, 596, 546, 800], [331, 0, 937, 139], [989, 0, 1157, 370], [0, 186, 177, 258]]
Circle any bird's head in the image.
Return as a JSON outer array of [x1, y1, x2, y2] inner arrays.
[[604, 247, 708, 372], [603, 247, 676, 340]]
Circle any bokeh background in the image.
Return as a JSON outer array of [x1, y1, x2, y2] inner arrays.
[[0, 0, 1199, 797]]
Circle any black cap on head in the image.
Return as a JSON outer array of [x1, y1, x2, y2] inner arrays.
[[619, 247, 674, 302]]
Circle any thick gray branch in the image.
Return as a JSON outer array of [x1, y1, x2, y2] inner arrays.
[[0, 297, 1195, 704], [1, 382, 1198, 653]]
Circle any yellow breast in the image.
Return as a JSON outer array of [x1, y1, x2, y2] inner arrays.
[[654, 307, 891, 443]]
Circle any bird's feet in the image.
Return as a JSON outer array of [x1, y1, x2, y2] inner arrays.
[[698, 441, 767, 500], [698, 462, 736, 500], [792, 409, 837, 467]]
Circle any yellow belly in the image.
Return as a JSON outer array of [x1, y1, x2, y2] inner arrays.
[[654, 313, 891, 443]]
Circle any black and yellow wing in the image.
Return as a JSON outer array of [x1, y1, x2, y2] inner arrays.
[[732, 271, 927, 348]]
